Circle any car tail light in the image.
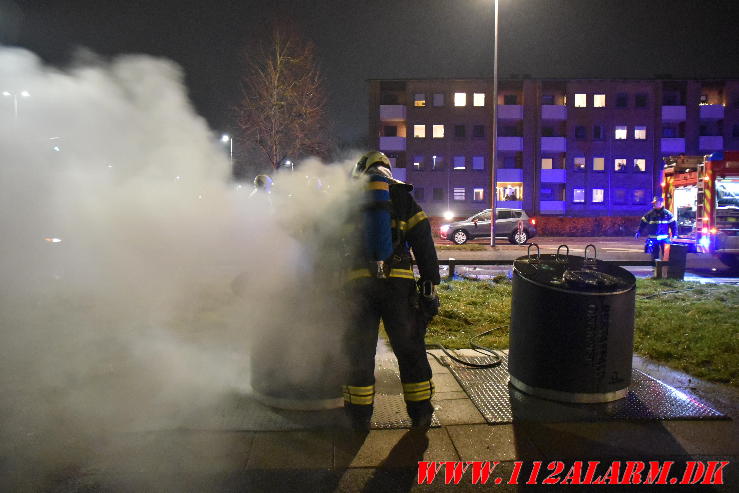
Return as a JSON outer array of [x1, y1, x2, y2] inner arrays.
[[529, 218, 536, 225]]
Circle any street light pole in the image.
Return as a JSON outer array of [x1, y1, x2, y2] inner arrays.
[[3, 90, 30, 120], [489, 0, 499, 247], [221, 133, 233, 164]]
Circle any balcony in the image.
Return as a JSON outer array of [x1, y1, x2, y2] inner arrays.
[[700, 104, 724, 120], [497, 105, 523, 120], [497, 136, 523, 151], [499, 200, 523, 210], [379, 136, 406, 152], [661, 138, 685, 154], [699, 136, 724, 151], [379, 105, 406, 122], [541, 169, 566, 183], [541, 105, 567, 120], [540, 201, 566, 215], [661, 105, 686, 122], [497, 168, 523, 182], [541, 137, 566, 153]]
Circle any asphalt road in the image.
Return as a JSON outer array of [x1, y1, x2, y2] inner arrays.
[[434, 236, 738, 281]]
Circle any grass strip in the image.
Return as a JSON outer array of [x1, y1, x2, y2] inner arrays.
[[426, 278, 738, 387]]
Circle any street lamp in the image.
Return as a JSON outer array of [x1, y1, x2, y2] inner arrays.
[[221, 133, 233, 164], [489, 0, 499, 246], [2, 90, 30, 120]]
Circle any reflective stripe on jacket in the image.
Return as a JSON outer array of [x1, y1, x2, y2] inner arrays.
[[638, 208, 677, 239]]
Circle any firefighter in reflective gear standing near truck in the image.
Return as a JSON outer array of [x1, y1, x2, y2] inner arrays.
[[635, 196, 677, 260], [343, 151, 440, 431]]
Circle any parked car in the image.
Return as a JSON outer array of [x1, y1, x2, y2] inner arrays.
[[439, 208, 536, 245]]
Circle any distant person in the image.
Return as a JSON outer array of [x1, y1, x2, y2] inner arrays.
[[343, 151, 440, 432], [249, 174, 273, 210], [635, 196, 677, 261]]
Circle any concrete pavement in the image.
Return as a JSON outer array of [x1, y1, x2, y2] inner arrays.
[[4, 349, 736, 492]]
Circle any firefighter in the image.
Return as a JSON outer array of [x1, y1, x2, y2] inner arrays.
[[343, 151, 440, 431], [635, 196, 677, 261]]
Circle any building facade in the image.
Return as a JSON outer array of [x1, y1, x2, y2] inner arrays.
[[368, 78, 739, 218]]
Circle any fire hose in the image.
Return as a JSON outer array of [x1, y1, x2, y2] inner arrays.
[[425, 328, 505, 369]]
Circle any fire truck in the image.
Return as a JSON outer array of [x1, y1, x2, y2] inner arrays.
[[662, 151, 739, 267]]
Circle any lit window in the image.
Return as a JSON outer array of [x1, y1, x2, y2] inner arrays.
[[634, 158, 646, 172], [432, 124, 445, 138], [413, 155, 424, 170], [453, 156, 466, 170], [497, 182, 523, 201], [615, 158, 627, 172], [413, 125, 426, 138], [592, 189, 605, 203], [472, 156, 485, 170], [574, 157, 586, 171], [453, 187, 466, 201], [573, 188, 585, 203], [431, 155, 443, 170], [594, 94, 606, 107], [473, 93, 485, 106], [593, 157, 605, 171], [454, 93, 467, 106], [634, 126, 647, 140], [433, 93, 444, 106], [574, 93, 587, 107], [473, 188, 484, 201], [414, 94, 426, 107], [541, 158, 553, 169], [615, 126, 627, 140]]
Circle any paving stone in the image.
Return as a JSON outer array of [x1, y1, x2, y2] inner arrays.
[[246, 431, 333, 470], [662, 421, 739, 455], [432, 373, 464, 393], [434, 399, 487, 426], [522, 421, 692, 460], [446, 424, 542, 462], [433, 391, 468, 401], [334, 428, 458, 469]]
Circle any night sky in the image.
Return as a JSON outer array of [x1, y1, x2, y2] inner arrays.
[[2, 0, 739, 145]]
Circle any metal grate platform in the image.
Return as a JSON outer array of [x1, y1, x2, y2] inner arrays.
[[446, 354, 728, 424]]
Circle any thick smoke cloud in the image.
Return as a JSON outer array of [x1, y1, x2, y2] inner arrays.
[[0, 46, 360, 483]]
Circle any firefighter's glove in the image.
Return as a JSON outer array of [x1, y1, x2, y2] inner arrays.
[[417, 280, 440, 322], [634, 231, 640, 239]]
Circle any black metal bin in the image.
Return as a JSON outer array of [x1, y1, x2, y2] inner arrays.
[[509, 245, 636, 403]]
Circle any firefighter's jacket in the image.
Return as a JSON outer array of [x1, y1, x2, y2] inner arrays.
[[348, 178, 440, 284], [638, 207, 677, 239]]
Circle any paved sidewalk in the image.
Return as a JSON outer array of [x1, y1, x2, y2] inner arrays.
[[1, 350, 737, 492]]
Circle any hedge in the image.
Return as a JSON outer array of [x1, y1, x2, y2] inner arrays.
[[430, 215, 642, 238]]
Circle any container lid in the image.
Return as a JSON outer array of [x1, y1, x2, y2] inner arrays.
[[513, 245, 635, 294]]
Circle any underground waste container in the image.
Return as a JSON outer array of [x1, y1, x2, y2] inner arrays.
[[508, 245, 637, 403]]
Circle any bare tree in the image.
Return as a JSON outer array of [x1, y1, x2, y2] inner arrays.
[[237, 24, 330, 171]]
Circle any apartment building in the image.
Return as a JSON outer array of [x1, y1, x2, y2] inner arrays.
[[369, 78, 739, 218]]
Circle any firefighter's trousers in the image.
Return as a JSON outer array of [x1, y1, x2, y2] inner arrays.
[[343, 277, 434, 422]]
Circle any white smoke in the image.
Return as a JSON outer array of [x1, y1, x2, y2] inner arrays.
[[0, 46, 362, 481]]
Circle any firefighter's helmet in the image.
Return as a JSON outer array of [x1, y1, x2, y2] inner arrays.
[[254, 174, 273, 192], [352, 151, 392, 178], [652, 195, 664, 204]]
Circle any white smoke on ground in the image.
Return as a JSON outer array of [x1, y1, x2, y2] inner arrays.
[[0, 46, 361, 480]]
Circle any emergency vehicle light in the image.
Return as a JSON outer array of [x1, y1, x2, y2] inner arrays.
[[701, 227, 709, 234], [710, 227, 717, 234], [530, 218, 536, 225]]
